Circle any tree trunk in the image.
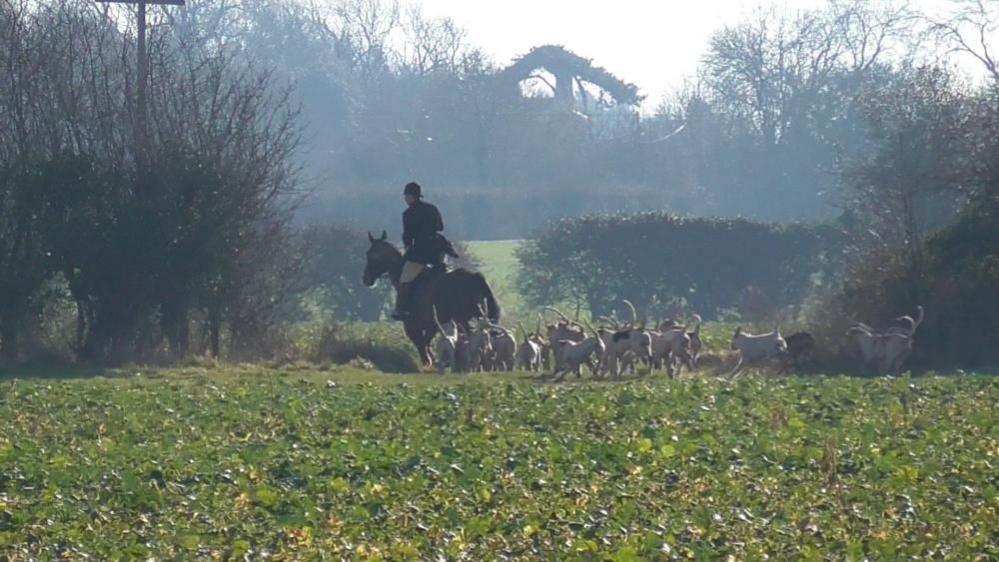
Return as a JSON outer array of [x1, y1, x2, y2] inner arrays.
[[0, 318, 17, 363], [162, 299, 190, 359], [75, 302, 86, 357], [178, 311, 190, 358], [553, 70, 575, 112], [208, 303, 221, 359]]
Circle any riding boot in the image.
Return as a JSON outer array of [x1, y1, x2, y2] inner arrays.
[[392, 283, 412, 320]]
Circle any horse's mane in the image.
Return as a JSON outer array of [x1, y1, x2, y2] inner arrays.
[[372, 239, 403, 255]]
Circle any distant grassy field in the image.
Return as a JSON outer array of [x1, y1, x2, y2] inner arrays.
[[1, 367, 995, 559], [467, 240, 527, 321]]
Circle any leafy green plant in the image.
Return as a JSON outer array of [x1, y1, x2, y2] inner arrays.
[[0, 369, 995, 559]]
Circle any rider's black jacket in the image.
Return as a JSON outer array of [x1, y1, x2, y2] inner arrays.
[[402, 199, 445, 265]]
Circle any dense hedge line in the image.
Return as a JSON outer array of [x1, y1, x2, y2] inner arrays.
[[517, 212, 841, 320]]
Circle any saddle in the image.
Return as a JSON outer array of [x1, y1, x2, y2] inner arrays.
[[412, 263, 449, 287]]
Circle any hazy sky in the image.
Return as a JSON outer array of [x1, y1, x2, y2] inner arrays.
[[414, 0, 968, 109]]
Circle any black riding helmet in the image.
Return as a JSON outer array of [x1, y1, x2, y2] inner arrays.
[[404, 182, 422, 198]]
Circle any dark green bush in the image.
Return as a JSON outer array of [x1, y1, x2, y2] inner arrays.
[[299, 226, 393, 322], [517, 212, 840, 320]]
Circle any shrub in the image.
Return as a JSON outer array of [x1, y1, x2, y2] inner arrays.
[[811, 206, 999, 371], [517, 212, 840, 320], [299, 226, 392, 322], [314, 322, 421, 374]]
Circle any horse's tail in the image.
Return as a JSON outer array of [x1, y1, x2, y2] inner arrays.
[[475, 273, 501, 323]]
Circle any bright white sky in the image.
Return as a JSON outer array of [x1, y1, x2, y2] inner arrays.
[[412, 0, 976, 110]]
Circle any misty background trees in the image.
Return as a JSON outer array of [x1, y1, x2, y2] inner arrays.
[[1, 0, 997, 367]]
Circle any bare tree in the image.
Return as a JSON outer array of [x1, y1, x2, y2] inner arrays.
[[400, 6, 468, 76], [829, 0, 920, 73], [0, 0, 33, 360], [841, 67, 969, 269], [306, 0, 398, 73], [704, 2, 916, 146], [929, 0, 999, 82]]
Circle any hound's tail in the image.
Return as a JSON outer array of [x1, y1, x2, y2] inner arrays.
[[689, 313, 702, 334], [911, 305, 925, 335], [432, 305, 446, 335], [475, 273, 501, 323]]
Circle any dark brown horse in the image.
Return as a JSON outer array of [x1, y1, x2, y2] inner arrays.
[[362, 231, 500, 365]]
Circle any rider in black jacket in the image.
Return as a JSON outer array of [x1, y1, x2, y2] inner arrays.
[[393, 182, 447, 320]]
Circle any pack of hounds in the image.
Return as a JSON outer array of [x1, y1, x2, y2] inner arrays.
[[431, 300, 925, 379]]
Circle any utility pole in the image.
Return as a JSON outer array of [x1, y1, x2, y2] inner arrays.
[[94, 0, 185, 174]]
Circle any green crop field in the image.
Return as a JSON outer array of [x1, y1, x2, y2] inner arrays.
[[1, 368, 995, 559]]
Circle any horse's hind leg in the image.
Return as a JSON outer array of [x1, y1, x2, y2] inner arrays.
[[404, 323, 432, 367]]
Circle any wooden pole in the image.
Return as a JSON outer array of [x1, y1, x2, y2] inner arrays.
[[136, 0, 147, 173], [93, 0, 184, 177]]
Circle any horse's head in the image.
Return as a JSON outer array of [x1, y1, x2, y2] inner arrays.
[[363, 230, 399, 287]]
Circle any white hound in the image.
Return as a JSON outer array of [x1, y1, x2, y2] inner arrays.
[[730, 326, 787, 377]]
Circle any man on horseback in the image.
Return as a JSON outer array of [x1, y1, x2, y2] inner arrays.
[[393, 182, 455, 320], [362, 186, 497, 361]]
